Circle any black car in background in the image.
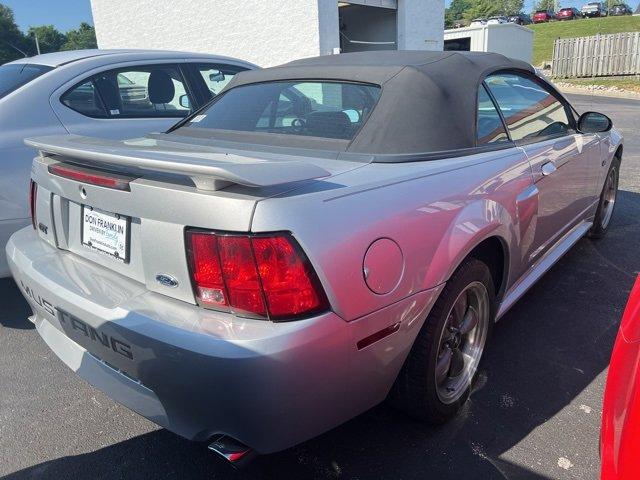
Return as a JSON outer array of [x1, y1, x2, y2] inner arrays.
[[609, 3, 633, 15], [507, 13, 532, 24]]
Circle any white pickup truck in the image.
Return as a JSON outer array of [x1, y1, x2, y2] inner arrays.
[[582, 2, 608, 17]]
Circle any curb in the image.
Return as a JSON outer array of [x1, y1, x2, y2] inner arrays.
[[556, 85, 640, 101]]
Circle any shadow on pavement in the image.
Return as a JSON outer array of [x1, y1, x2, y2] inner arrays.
[[5, 189, 640, 479], [0, 278, 33, 330]]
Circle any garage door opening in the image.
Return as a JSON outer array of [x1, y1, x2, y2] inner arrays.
[[444, 37, 471, 51], [338, 3, 397, 53]]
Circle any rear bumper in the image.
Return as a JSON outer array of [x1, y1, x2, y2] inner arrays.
[[0, 217, 29, 277], [7, 227, 440, 454]]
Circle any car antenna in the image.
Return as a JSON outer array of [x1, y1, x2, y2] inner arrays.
[[0, 38, 28, 58], [0, 38, 32, 75]]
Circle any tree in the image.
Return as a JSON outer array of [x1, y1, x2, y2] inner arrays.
[[0, 4, 28, 64], [445, 0, 473, 27], [501, 0, 524, 15], [534, 0, 557, 11], [463, 0, 502, 21], [461, 0, 525, 22], [61, 23, 97, 51], [28, 25, 66, 54]]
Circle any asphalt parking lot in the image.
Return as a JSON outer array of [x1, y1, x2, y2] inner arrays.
[[1, 94, 639, 480]]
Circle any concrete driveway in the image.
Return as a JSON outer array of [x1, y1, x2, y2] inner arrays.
[[1, 94, 638, 480]]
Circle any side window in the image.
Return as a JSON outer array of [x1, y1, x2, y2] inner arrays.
[[93, 65, 191, 118], [485, 73, 572, 142], [61, 80, 107, 117], [477, 84, 509, 145]]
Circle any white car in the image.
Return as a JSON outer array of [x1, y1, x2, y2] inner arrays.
[[470, 18, 487, 26], [487, 16, 508, 24], [0, 49, 256, 277]]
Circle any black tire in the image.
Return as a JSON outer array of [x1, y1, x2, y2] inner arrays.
[[589, 158, 620, 240], [388, 257, 495, 424]]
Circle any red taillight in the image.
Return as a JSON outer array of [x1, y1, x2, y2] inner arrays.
[[48, 163, 132, 191], [252, 236, 327, 319], [187, 232, 227, 308], [186, 231, 328, 320], [29, 180, 37, 229], [218, 236, 267, 317]]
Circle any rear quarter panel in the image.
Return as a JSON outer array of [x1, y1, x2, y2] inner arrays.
[[251, 148, 536, 321]]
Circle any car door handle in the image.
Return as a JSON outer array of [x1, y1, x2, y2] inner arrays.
[[541, 161, 557, 176]]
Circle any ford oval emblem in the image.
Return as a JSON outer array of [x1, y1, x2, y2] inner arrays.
[[156, 274, 179, 288]]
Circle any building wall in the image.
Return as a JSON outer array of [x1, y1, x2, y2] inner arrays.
[[397, 0, 444, 51], [485, 24, 534, 64], [444, 24, 534, 63], [91, 0, 324, 67], [318, 0, 340, 56], [91, 0, 444, 67]]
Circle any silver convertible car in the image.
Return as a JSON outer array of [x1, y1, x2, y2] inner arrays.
[[7, 51, 621, 463]]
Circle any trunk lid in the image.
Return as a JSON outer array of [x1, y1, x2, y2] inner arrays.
[[27, 134, 362, 306]]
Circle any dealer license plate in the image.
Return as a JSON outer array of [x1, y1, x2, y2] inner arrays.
[[81, 206, 130, 263]]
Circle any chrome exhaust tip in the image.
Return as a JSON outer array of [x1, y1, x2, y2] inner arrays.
[[208, 435, 255, 467]]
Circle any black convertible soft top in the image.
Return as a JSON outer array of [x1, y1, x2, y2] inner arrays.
[[221, 51, 536, 156]]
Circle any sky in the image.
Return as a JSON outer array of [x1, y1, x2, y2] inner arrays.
[[3, 0, 93, 33]]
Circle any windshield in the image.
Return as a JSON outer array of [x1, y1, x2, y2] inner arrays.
[[179, 80, 381, 141], [0, 63, 53, 99]]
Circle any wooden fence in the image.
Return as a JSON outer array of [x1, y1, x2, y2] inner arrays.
[[551, 31, 640, 78]]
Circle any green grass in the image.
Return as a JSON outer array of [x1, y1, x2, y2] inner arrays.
[[528, 15, 640, 66], [560, 76, 640, 93]]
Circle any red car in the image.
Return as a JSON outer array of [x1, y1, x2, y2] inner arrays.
[[601, 275, 640, 480], [556, 7, 582, 19], [532, 9, 555, 22]]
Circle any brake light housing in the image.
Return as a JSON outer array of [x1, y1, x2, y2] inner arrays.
[[48, 162, 132, 191], [186, 230, 329, 321], [29, 180, 37, 229]]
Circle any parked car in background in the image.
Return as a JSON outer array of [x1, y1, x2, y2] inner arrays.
[[601, 276, 640, 480], [487, 16, 508, 24], [7, 51, 622, 464], [0, 49, 256, 278], [582, 2, 608, 17], [533, 10, 555, 22], [507, 13, 532, 25], [556, 7, 583, 19], [609, 3, 633, 15], [470, 18, 487, 26]]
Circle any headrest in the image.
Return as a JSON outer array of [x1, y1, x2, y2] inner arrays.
[[305, 111, 350, 139], [148, 70, 175, 104]]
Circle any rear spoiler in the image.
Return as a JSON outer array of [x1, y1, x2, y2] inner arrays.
[[25, 135, 331, 191]]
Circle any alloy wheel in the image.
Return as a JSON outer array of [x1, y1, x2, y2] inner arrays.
[[435, 281, 490, 404], [600, 167, 618, 230]]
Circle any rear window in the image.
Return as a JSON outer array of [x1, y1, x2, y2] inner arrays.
[[181, 81, 381, 141], [0, 64, 52, 99]]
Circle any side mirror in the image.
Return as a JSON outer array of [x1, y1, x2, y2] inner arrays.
[[578, 111, 612, 133], [179, 94, 190, 109]]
